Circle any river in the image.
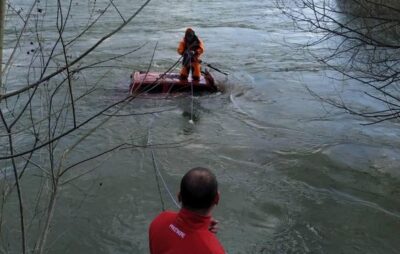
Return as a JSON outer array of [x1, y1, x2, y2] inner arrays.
[[1, 0, 400, 253]]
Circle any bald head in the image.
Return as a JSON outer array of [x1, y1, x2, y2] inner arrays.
[[180, 167, 218, 210]]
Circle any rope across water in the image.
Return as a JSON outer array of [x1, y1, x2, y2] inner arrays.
[[147, 117, 180, 210]]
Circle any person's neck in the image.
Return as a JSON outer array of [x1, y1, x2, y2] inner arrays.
[[183, 206, 213, 216]]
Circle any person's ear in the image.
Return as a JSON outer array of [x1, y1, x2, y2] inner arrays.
[[214, 191, 220, 205], [178, 192, 182, 203]]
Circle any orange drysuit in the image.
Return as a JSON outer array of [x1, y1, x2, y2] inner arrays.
[[177, 28, 204, 80]]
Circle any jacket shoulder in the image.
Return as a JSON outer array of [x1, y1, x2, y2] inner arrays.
[[150, 211, 177, 228]]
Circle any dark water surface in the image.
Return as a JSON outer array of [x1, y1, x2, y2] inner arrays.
[[2, 0, 400, 253]]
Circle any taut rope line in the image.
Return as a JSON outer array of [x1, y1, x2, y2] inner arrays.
[[148, 118, 180, 210]]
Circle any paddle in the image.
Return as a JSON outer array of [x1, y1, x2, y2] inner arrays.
[[200, 60, 229, 76]]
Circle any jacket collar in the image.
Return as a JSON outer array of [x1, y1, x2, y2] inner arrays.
[[175, 208, 211, 231]]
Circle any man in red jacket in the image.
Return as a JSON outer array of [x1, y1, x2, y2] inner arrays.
[[149, 167, 225, 254]]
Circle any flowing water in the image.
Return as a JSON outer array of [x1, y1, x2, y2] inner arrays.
[[2, 0, 400, 253]]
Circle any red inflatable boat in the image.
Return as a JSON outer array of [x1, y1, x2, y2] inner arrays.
[[129, 70, 217, 94]]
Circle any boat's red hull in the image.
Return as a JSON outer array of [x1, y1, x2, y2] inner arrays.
[[129, 71, 216, 94]]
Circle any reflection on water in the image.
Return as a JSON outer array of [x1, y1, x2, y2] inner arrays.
[[1, 0, 400, 253]]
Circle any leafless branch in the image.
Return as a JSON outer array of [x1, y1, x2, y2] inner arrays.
[[277, 0, 400, 123]]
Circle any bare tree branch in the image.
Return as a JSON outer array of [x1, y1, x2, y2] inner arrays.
[[0, 0, 151, 100], [278, 0, 400, 123]]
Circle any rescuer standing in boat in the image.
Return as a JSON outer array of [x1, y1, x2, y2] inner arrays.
[[149, 167, 225, 254], [177, 28, 204, 81]]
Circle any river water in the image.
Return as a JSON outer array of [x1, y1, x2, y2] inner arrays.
[[2, 0, 400, 253]]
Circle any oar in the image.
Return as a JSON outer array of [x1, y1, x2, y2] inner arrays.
[[206, 63, 229, 75], [199, 60, 229, 76]]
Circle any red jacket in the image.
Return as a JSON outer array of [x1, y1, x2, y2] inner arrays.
[[149, 208, 225, 254]]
